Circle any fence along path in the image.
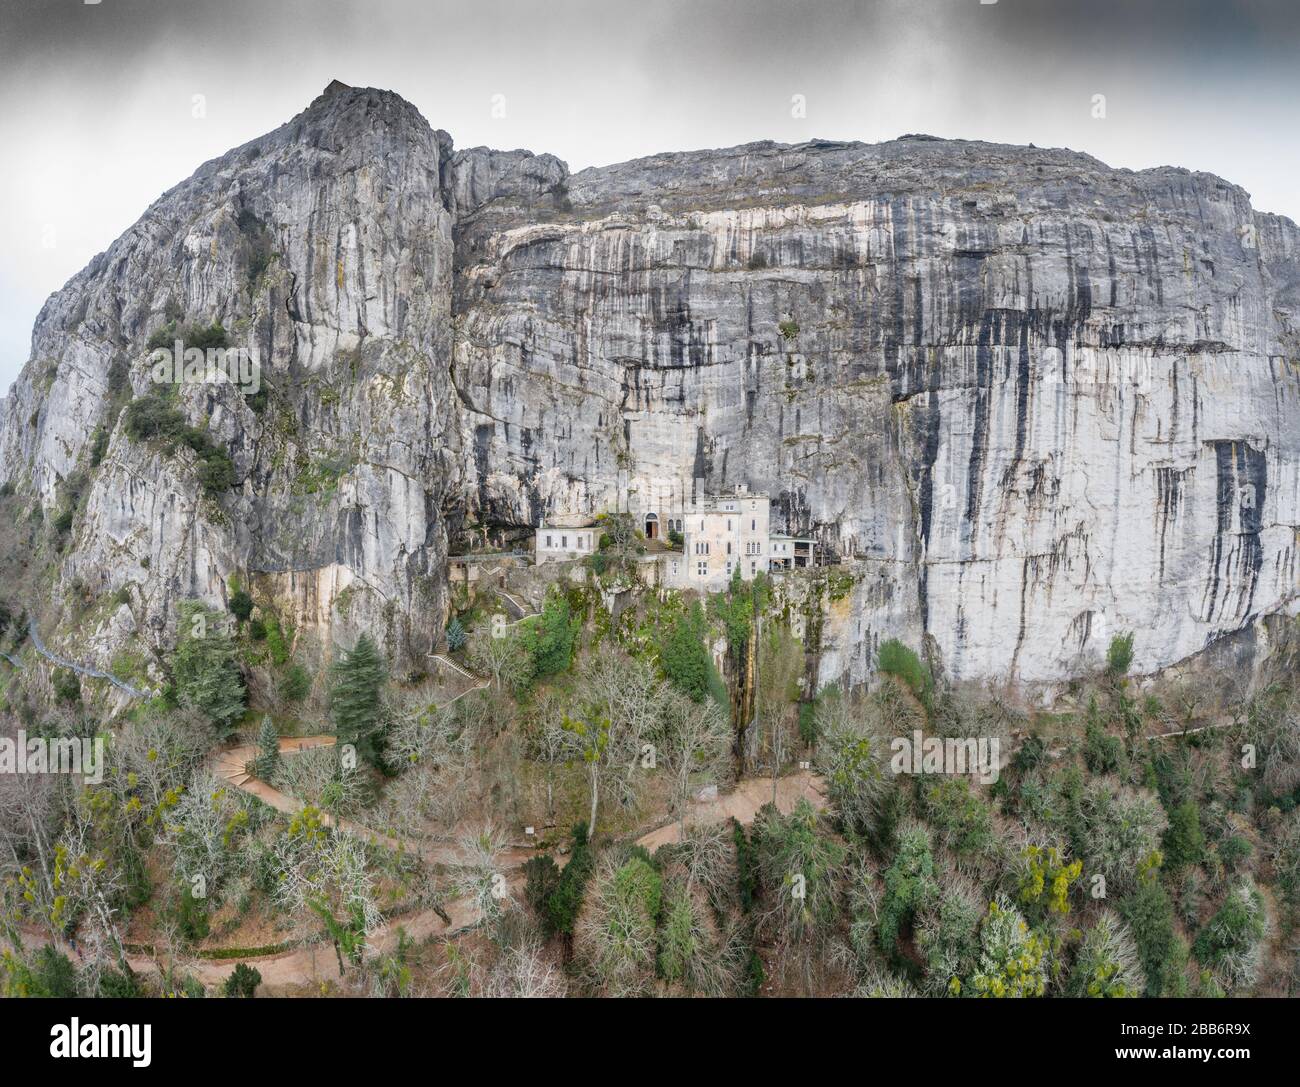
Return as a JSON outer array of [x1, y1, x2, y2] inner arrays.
[[24, 617, 154, 699]]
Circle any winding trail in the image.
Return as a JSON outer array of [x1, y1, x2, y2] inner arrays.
[[67, 767, 825, 993], [16, 646, 828, 992], [25, 618, 154, 698]]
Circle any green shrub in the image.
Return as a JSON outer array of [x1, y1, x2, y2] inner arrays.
[[263, 613, 291, 665], [280, 664, 311, 702], [529, 591, 578, 677], [52, 667, 81, 704], [876, 638, 933, 705], [187, 322, 230, 350], [1162, 800, 1205, 871], [97, 969, 141, 998], [878, 822, 936, 961], [173, 884, 211, 943], [122, 393, 235, 499], [147, 321, 178, 350], [1119, 879, 1187, 996], [1107, 632, 1135, 678], [659, 603, 714, 702], [545, 824, 594, 936], [1192, 878, 1266, 990], [222, 962, 261, 998], [228, 589, 254, 623], [524, 854, 562, 923]]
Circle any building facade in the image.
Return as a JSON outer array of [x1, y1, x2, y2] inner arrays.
[[535, 523, 598, 564]]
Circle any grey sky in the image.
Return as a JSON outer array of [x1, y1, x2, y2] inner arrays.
[[2, 0, 1297, 389]]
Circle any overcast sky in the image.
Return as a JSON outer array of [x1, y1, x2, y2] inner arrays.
[[1, 0, 1297, 389]]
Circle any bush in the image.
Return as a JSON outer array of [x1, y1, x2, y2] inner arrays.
[[263, 613, 291, 666], [876, 638, 933, 706], [187, 322, 230, 350], [29, 945, 78, 997], [228, 589, 254, 623], [1084, 716, 1126, 776], [280, 664, 311, 703], [1120, 878, 1188, 996], [524, 854, 562, 922], [659, 603, 713, 702], [1107, 632, 1135, 678], [1192, 878, 1266, 990], [222, 962, 261, 998], [529, 592, 578, 678], [52, 667, 81, 704], [445, 617, 467, 651], [545, 824, 594, 936], [122, 393, 236, 499], [1162, 800, 1205, 871], [878, 822, 936, 961], [173, 885, 210, 943], [97, 969, 141, 998]]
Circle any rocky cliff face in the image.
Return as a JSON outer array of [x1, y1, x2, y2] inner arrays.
[[1, 84, 1297, 689]]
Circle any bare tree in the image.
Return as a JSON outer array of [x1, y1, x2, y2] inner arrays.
[[567, 652, 661, 838], [661, 690, 731, 835], [466, 627, 533, 694], [526, 690, 583, 826]]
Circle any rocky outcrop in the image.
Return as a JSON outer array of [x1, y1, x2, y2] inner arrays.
[[1, 84, 1296, 689], [452, 136, 1300, 687]]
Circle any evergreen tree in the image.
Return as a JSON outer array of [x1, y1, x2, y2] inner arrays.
[[172, 603, 246, 736], [530, 592, 577, 677], [659, 603, 712, 702], [255, 714, 279, 779], [330, 634, 388, 769], [222, 962, 261, 998]]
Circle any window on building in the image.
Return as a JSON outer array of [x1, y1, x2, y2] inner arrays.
[[751, 561, 756, 574], [561, 535, 567, 548], [726, 561, 732, 575], [697, 561, 707, 577], [751, 518, 755, 531], [546, 535, 552, 547], [726, 541, 732, 555]]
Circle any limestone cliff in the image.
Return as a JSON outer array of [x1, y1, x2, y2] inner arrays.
[[1, 84, 1296, 689]]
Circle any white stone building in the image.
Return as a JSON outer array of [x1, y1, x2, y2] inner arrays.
[[534, 522, 598, 564]]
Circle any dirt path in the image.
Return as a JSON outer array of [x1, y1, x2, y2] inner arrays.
[[634, 769, 826, 852], [211, 734, 534, 868], [31, 768, 825, 993]]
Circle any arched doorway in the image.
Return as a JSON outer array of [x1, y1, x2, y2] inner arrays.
[[644, 512, 659, 540]]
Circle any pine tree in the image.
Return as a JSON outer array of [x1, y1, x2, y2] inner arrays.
[[172, 603, 246, 735], [330, 634, 387, 769], [255, 714, 279, 779], [222, 962, 262, 998]]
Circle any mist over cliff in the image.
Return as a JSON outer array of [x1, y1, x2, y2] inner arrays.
[[1, 82, 1296, 691]]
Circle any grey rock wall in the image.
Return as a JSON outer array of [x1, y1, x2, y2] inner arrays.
[[1, 85, 1296, 687]]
